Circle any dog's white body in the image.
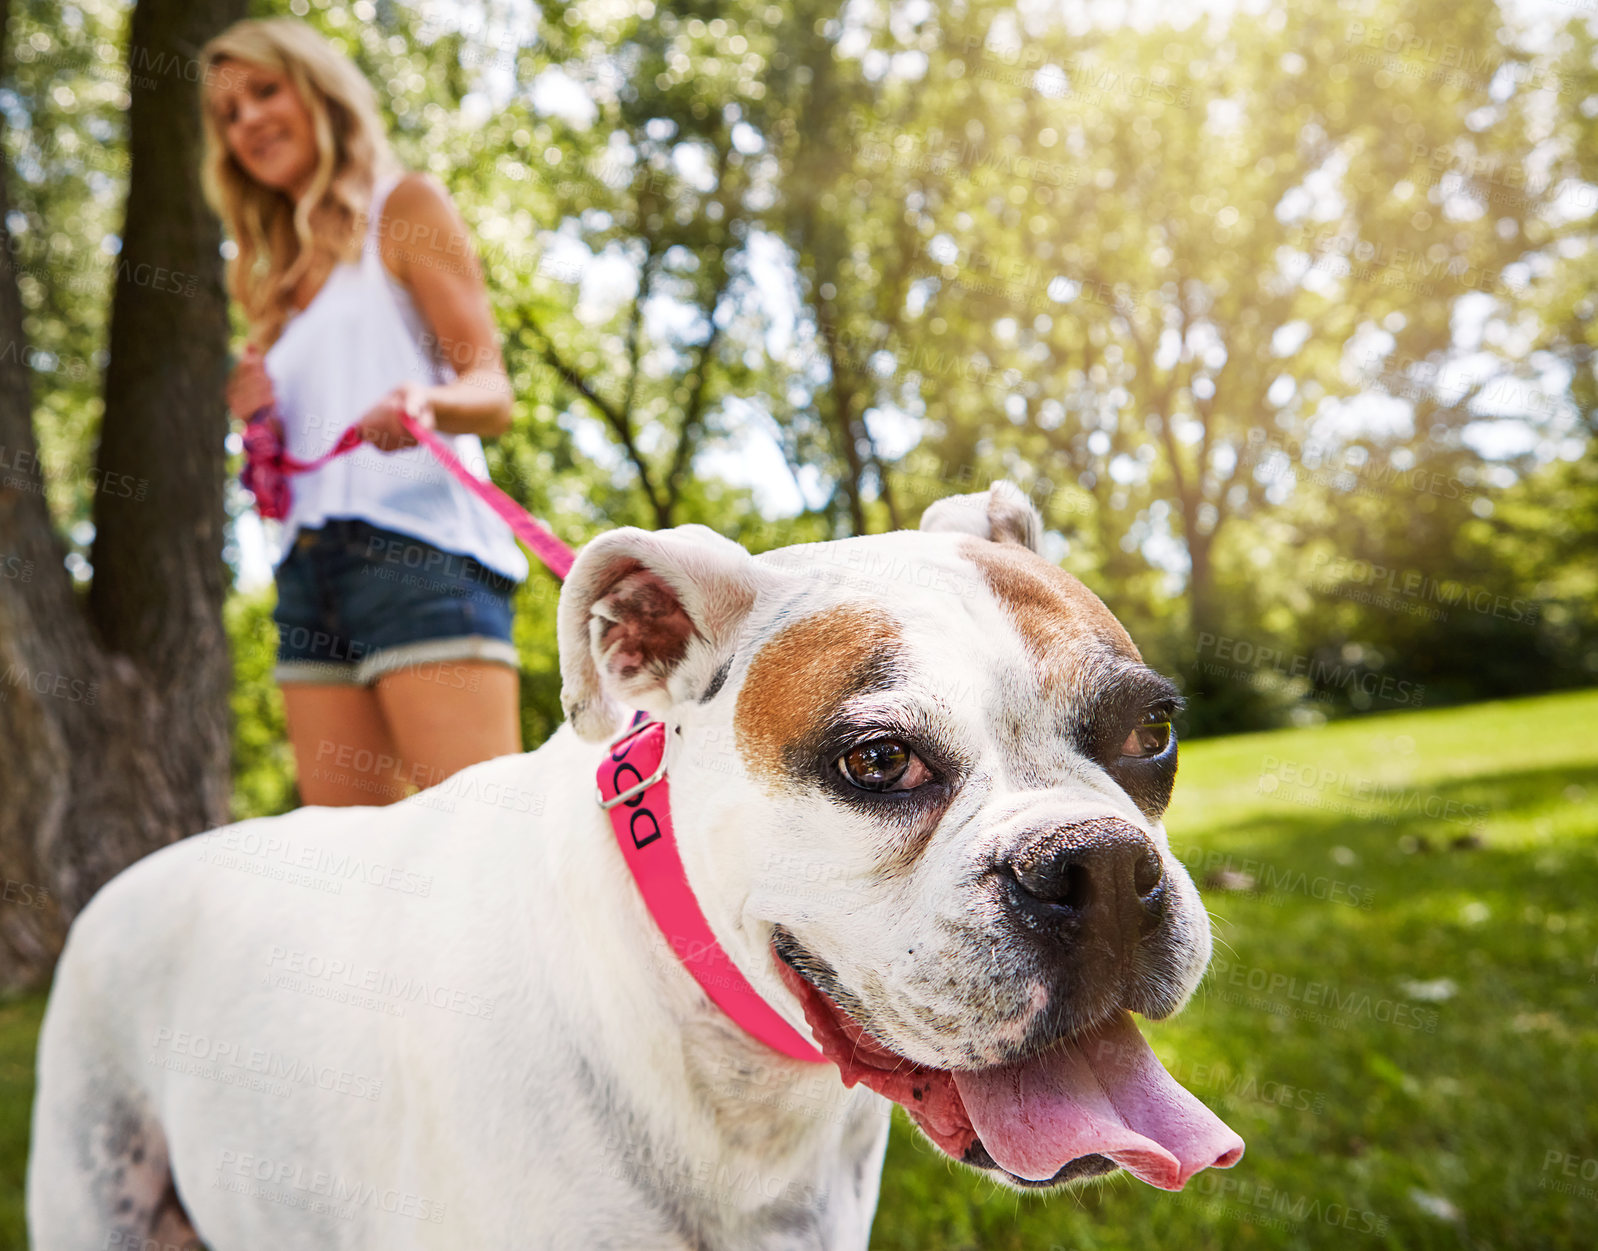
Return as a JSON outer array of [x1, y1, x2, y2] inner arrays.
[[33, 732, 887, 1249], [30, 489, 1238, 1249]]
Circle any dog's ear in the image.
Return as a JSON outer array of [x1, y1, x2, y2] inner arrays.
[[919, 480, 1043, 553], [558, 525, 766, 741]]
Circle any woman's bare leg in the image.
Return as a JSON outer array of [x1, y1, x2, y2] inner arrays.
[[281, 683, 408, 806], [374, 660, 522, 791]]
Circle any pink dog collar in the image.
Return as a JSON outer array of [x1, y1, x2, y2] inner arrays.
[[596, 714, 826, 1064]]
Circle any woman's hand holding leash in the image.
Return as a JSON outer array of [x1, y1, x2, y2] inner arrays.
[[357, 381, 436, 452], [227, 344, 276, 424]]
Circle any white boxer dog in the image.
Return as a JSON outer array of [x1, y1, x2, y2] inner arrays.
[[28, 484, 1241, 1250]]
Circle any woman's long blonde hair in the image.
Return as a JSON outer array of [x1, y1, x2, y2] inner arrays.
[[199, 18, 397, 347]]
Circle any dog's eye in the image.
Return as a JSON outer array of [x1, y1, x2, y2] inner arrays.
[[1119, 718, 1172, 759], [837, 739, 932, 792]]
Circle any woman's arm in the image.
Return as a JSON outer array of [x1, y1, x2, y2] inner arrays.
[[358, 172, 513, 448]]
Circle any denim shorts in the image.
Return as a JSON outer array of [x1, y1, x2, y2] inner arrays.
[[272, 518, 519, 686]]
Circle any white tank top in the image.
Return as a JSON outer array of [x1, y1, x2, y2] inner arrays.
[[263, 173, 529, 582]]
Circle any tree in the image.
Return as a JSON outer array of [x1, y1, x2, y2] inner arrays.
[[0, 0, 245, 986], [855, 4, 1555, 671], [7, 0, 1591, 985]]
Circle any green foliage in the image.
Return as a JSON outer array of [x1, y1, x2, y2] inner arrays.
[[5, 0, 1594, 792], [226, 588, 296, 820], [1, 690, 1595, 1246], [513, 567, 564, 753], [1, 0, 129, 576], [826, 0, 1575, 722]]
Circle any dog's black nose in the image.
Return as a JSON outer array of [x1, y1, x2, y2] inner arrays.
[[1004, 818, 1166, 943]]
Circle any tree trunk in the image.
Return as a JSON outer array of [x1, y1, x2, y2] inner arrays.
[[777, 1, 871, 536], [819, 318, 869, 535], [0, 0, 246, 988], [1186, 525, 1220, 643], [0, 0, 72, 980]]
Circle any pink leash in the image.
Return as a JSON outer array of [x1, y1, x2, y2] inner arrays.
[[243, 407, 573, 578], [396, 415, 574, 579], [246, 408, 822, 1063]]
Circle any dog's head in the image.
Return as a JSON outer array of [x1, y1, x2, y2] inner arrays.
[[558, 484, 1242, 1191]]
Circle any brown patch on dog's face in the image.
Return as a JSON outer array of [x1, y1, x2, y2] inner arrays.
[[735, 604, 902, 788], [959, 538, 1139, 690]]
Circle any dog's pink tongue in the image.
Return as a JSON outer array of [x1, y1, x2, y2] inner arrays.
[[952, 1011, 1244, 1190]]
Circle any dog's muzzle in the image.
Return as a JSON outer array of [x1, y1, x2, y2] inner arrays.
[[997, 816, 1191, 1028], [1002, 817, 1167, 947]]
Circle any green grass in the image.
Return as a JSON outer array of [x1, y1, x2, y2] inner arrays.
[[2, 691, 1594, 1249], [871, 688, 1598, 1250], [0, 995, 38, 1250]]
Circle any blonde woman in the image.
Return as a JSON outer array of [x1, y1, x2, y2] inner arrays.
[[202, 18, 525, 805]]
